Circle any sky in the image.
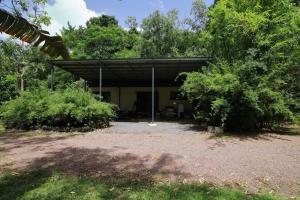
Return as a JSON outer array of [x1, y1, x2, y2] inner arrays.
[[45, 0, 214, 34], [0, 0, 214, 38]]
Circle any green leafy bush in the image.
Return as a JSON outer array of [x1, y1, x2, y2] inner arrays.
[[0, 74, 18, 105], [181, 59, 294, 131], [0, 88, 116, 131]]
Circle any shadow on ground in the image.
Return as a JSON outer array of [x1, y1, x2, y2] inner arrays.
[[27, 147, 189, 184], [207, 125, 300, 142], [0, 132, 74, 154]]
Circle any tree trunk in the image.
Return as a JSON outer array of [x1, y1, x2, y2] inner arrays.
[[18, 63, 25, 93]]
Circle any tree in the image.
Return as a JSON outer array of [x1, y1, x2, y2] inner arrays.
[[86, 15, 118, 27], [62, 15, 142, 59], [125, 16, 138, 33], [181, 0, 300, 130], [83, 26, 126, 59], [206, 0, 299, 102], [141, 10, 181, 58], [186, 0, 208, 31]]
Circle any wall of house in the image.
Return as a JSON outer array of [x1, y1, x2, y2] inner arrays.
[[90, 87, 192, 112]]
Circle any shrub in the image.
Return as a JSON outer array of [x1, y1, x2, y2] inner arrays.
[[0, 74, 18, 105], [181, 59, 294, 131], [0, 88, 116, 131]]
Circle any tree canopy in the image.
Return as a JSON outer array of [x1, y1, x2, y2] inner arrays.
[[181, 0, 300, 130]]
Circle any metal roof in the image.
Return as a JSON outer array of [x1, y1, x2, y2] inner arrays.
[[49, 57, 211, 87]]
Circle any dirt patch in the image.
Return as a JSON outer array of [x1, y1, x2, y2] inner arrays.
[[0, 122, 299, 197]]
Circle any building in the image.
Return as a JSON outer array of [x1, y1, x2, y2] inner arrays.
[[49, 57, 211, 122]]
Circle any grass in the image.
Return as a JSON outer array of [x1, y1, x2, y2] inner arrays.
[[0, 169, 287, 200]]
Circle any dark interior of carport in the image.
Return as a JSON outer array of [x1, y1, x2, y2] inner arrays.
[[49, 57, 211, 123]]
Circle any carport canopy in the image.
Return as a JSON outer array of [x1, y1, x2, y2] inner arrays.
[[49, 57, 211, 123], [49, 57, 211, 87]]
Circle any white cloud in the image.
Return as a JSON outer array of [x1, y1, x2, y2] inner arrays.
[[44, 0, 100, 35]]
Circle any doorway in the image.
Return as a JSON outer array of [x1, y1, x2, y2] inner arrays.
[[136, 92, 159, 117]]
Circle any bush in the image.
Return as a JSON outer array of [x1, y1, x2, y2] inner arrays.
[[0, 74, 18, 105], [0, 88, 116, 131], [181, 59, 294, 131]]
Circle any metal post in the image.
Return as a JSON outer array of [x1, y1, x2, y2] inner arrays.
[[99, 66, 102, 101], [50, 64, 54, 91], [151, 66, 155, 123], [118, 87, 121, 108]]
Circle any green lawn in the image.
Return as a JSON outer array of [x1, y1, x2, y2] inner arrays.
[[0, 169, 286, 200]]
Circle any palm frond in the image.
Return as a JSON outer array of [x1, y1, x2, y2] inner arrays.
[[0, 8, 70, 59]]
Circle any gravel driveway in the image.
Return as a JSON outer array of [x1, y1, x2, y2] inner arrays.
[[0, 122, 299, 197]]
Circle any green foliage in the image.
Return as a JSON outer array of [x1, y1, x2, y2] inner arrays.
[[126, 16, 139, 33], [3, 0, 51, 27], [83, 26, 128, 59], [141, 10, 181, 58], [0, 40, 76, 106], [206, 0, 300, 63], [86, 15, 118, 27], [61, 4, 208, 59], [185, 0, 208, 31], [0, 74, 18, 105], [182, 58, 294, 130], [62, 20, 141, 59], [0, 88, 116, 130], [0, 169, 284, 200], [181, 0, 299, 130]]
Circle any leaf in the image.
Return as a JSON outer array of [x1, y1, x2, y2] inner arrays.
[[0, 8, 69, 59]]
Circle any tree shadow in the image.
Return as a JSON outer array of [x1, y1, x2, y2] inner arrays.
[[206, 125, 300, 142], [267, 126, 300, 136], [0, 132, 75, 154], [0, 169, 53, 200], [0, 146, 192, 199], [207, 131, 295, 142], [26, 147, 190, 185]]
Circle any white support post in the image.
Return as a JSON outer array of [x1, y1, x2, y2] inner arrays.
[[149, 66, 157, 126], [51, 64, 54, 91], [99, 66, 102, 101]]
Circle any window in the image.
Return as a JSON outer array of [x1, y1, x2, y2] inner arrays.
[[170, 92, 187, 100]]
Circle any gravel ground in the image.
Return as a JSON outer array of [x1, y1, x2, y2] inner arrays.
[[0, 122, 299, 197]]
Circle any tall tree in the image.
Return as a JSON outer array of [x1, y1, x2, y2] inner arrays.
[[181, 0, 300, 130], [141, 10, 181, 58], [125, 16, 138, 33], [62, 17, 141, 59], [186, 0, 208, 31]]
